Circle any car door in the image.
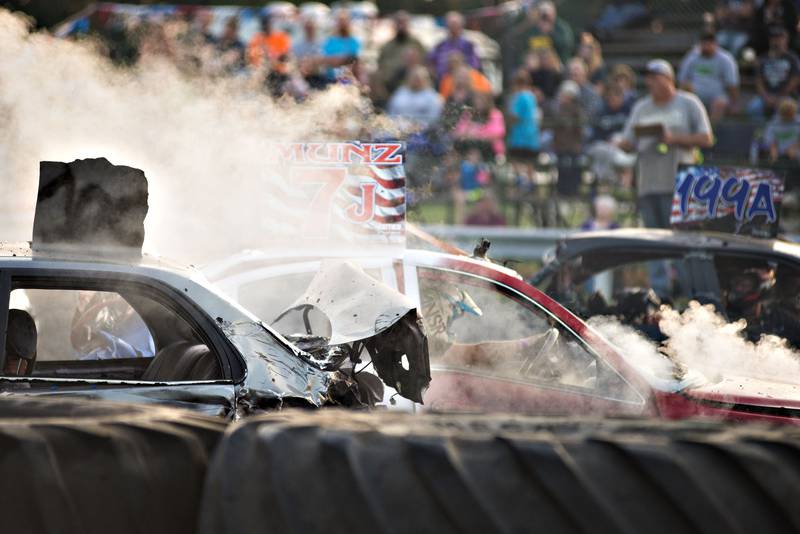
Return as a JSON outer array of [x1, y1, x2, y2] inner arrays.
[[535, 248, 719, 323], [408, 263, 647, 416], [0, 268, 239, 417]]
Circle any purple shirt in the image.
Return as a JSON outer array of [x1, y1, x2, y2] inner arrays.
[[429, 37, 481, 79]]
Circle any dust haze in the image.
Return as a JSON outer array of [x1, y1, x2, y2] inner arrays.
[[0, 9, 392, 263]]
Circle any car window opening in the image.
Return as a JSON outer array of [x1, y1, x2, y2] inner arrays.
[[3, 288, 223, 383]]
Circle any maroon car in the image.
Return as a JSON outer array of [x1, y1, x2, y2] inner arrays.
[[206, 247, 800, 424]]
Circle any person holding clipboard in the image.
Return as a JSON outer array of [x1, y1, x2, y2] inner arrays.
[[617, 59, 714, 229]]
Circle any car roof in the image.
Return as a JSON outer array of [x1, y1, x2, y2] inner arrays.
[[0, 242, 198, 276], [554, 229, 800, 260], [203, 247, 523, 282]]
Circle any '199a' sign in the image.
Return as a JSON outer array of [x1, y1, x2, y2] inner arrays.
[[675, 170, 778, 222]]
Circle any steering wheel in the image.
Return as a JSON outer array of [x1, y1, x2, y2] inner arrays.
[[518, 328, 560, 378]]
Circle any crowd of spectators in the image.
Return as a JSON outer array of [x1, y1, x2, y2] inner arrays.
[[83, 0, 800, 230]]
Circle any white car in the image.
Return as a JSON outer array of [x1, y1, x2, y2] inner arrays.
[[0, 244, 426, 416]]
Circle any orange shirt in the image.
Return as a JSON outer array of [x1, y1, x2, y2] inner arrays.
[[439, 69, 492, 99], [247, 32, 291, 70]]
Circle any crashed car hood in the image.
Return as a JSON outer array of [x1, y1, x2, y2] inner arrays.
[[285, 260, 416, 345], [275, 260, 431, 403], [683, 375, 800, 410]]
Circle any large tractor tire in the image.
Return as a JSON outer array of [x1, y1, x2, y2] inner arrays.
[[0, 396, 226, 534], [200, 410, 800, 534]]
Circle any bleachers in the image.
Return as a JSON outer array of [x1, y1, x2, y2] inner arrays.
[[596, 0, 767, 170]]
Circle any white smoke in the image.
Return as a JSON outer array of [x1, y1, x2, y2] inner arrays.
[[590, 301, 800, 388], [658, 301, 800, 383], [0, 10, 388, 262], [587, 316, 680, 389]]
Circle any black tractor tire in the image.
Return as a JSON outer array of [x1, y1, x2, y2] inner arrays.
[[0, 396, 226, 534], [200, 410, 800, 534]]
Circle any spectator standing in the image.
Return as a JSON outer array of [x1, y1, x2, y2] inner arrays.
[[678, 31, 740, 121], [138, 22, 177, 64], [609, 63, 638, 105], [288, 17, 326, 93], [567, 58, 603, 120], [525, 48, 563, 108], [193, 10, 217, 46], [588, 85, 637, 186], [765, 97, 800, 162], [520, 1, 575, 66], [577, 32, 607, 90], [292, 16, 323, 60], [507, 70, 541, 188], [751, 0, 798, 55], [440, 72, 474, 132], [592, 85, 633, 142], [387, 66, 443, 130], [619, 59, 713, 229], [453, 92, 507, 161], [715, 0, 755, 57], [553, 80, 587, 197], [375, 11, 427, 105], [429, 12, 481, 81], [439, 51, 492, 100], [455, 148, 491, 223], [322, 10, 361, 82], [247, 15, 291, 70], [215, 17, 246, 75], [748, 26, 800, 118]]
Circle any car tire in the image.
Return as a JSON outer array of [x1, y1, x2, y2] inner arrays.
[[0, 396, 226, 534], [200, 410, 800, 534]]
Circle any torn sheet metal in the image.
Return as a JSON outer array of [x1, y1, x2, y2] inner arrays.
[[223, 321, 331, 407], [276, 260, 431, 403], [365, 310, 431, 403], [284, 260, 416, 345]]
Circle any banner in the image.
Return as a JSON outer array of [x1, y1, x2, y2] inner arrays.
[[266, 142, 406, 250], [671, 165, 785, 238]]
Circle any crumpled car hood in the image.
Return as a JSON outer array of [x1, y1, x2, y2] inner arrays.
[[275, 260, 430, 403], [284, 260, 416, 344]]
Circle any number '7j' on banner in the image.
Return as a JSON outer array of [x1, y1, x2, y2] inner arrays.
[[267, 142, 406, 249]]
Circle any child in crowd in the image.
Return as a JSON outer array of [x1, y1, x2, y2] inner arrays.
[[580, 194, 621, 230], [552, 80, 587, 197], [452, 147, 490, 223]]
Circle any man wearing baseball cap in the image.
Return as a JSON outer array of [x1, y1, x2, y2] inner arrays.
[[618, 58, 713, 229]]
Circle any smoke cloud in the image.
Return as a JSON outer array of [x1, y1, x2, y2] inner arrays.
[[0, 10, 388, 262], [591, 301, 800, 387]]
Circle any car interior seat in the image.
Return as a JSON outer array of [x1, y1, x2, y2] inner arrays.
[[5, 309, 38, 376], [140, 340, 221, 381]]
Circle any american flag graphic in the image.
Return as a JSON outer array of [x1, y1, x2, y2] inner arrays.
[[268, 144, 406, 248]]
